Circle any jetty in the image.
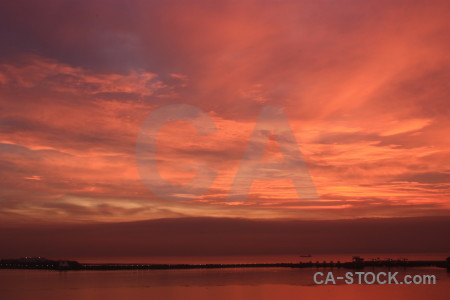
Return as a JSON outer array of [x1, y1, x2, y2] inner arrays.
[[0, 256, 449, 271]]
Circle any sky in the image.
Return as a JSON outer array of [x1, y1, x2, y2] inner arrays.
[[1, 217, 449, 259], [0, 0, 449, 254]]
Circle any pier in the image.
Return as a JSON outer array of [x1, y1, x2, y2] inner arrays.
[[1, 256, 449, 271]]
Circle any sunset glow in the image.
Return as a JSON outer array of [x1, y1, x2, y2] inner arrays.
[[0, 0, 449, 227]]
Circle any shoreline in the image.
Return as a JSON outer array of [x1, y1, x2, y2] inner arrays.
[[1, 257, 449, 271]]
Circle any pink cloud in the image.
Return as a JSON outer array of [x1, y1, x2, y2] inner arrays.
[[0, 0, 449, 224]]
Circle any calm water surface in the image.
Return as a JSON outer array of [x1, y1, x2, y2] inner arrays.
[[1, 254, 449, 300]]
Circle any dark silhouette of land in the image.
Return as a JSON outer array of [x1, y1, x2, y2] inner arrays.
[[1, 256, 449, 271]]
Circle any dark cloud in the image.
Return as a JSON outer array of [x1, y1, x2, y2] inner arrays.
[[397, 172, 450, 184]]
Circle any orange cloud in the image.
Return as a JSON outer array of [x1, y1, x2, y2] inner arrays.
[[0, 0, 449, 225]]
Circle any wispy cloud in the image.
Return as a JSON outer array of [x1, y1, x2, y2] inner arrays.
[[0, 0, 449, 224]]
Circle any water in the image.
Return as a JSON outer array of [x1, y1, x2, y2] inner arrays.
[[1, 254, 449, 300]]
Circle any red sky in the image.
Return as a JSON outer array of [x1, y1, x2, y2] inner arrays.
[[0, 0, 449, 231], [1, 217, 449, 259]]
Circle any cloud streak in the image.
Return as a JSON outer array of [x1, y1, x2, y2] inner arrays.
[[0, 0, 449, 224]]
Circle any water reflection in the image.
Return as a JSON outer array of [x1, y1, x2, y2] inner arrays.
[[0, 267, 449, 300]]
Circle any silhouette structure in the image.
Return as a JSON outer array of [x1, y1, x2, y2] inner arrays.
[[1, 256, 449, 271]]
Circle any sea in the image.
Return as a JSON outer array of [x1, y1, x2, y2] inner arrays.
[[1, 253, 449, 300]]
